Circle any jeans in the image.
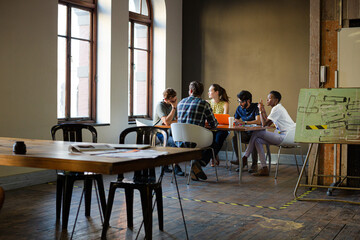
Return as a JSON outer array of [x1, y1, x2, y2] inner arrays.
[[214, 130, 229, 156], [157, 133, 176, 147], [176, 131, 221, 167], [232, 131, 258, 165], [244, 130, 285, 168]]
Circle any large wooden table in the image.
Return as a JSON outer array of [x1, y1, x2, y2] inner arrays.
[[0, 137, 202, 174], [157, 123, 270, 182], [0, 137, 202, 239]]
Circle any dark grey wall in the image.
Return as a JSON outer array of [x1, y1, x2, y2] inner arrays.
[[182, 0, 310, 119]]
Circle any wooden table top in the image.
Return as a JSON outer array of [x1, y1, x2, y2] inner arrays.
[[0, 137, 202, 175]]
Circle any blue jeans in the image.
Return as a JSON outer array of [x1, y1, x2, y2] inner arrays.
[[157, 133, 176, 147], [214, 130, 229, 155], [176, 131, 226, 167]]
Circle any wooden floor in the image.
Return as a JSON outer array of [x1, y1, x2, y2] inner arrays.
[[1, 162, 360, 240]]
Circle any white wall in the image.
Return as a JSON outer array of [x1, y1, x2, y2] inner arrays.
[[0, 0, 183, 177], [0, 0, 57, 176]]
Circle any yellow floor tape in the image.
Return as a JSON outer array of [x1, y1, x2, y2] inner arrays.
[[48, 182, 316, 211]]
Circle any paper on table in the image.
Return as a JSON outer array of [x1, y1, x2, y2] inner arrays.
[[94, 149, 168, 159], [69, 144, 114, 153], [69, 143, 151, 153]]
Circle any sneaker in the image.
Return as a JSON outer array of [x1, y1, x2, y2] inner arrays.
[[191, 161, 207, 180], [174, 164, 185, 176], [230, 156, 248, 166], [248, 164, 258, 173], [163, 165, 172, 173], [252, 166, 269, 176]]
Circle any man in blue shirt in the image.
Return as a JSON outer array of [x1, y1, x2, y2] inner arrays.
[[230, 90, 260, 173], [177, 81, 218, 181]]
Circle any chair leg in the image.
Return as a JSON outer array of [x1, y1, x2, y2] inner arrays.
[[125, 188, 134, 229], [266, 144, 271, 173], [84, 177, 92, 217], [225, 140, 228, 169], [140, 186, 153, 240], [155, 186, 164, 231], [62, 175, 75, 229], [101, 182, 118, 239], [187, 160, 193, 185], [275, 146, 282, 180], [56, 174, 64, 220], [95, 175, 107, 215], [211, 148, 218, 182], [170, 166, 175, 184]]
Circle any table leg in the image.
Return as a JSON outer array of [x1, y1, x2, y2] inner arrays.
[[171, 164, 189, 240], [236, 131, 243, 183]]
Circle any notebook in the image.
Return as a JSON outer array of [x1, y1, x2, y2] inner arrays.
[[214, 114, 230, 125]]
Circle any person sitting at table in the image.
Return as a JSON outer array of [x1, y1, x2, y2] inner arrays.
[[207, 83, 230, 167], [153, 88, 184, 176], [177, 81, 219, 181], [230, 90, 261, 173], [242, 90, 296, 176]]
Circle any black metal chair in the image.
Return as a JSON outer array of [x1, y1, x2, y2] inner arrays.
[[51, 123, 107, 229], [101, 126, 168, 240]]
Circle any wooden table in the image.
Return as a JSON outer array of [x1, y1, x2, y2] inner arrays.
[[216, 124, 271, 182], [0, 137, 202, 239], [0, 137, 202, 174], [157, 124, 270, 182]]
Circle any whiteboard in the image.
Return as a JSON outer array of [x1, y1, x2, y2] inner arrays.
[[338, 28, 360, 87], [295, 88, 360, 144]]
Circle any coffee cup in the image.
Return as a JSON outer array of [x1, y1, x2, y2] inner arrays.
[[13, 141, 27, 154], [228, 117, 235, 127]]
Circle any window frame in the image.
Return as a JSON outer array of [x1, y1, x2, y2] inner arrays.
[[57, 0, 97, 123], [128, 0, 153, 122]]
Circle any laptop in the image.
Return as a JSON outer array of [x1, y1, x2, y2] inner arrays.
[[214, 114, 230, 125]]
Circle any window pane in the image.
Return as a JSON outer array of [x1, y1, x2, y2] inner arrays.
[[134, 23, 148, 49], [57, 37, 67, 119], [133, 49, 148, 115], [128, 49, 131, 116], [71, 7, 90, 40], [129, 0, 140, 14], [141, 0, 148, 16], [58, 4, 67, 36], [71, 39, 90, 118]]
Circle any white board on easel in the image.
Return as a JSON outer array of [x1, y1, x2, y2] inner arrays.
[[338, 27, 360, 87]]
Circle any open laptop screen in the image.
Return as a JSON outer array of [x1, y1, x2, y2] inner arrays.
[[214, 114, 230, 125]]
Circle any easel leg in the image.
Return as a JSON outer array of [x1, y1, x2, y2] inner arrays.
[[294, 143, 313, 199]]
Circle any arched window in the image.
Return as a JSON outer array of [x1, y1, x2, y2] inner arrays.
[[128, 0, 153, 120]]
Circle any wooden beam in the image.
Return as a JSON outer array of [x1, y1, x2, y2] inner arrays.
[[309, 0, 321, 88]]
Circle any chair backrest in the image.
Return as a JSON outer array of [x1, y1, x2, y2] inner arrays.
[[279, 127, 298, 147], [119, 126, 168, 181], [119, 126, 167, 147], [51, 123, 97, 143], [135, 118, 154, 127], [171, 123, 213, 148]]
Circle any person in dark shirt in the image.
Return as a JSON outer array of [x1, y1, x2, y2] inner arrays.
[[177, 81, 219, 181], [230, 90, 260, 173]]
